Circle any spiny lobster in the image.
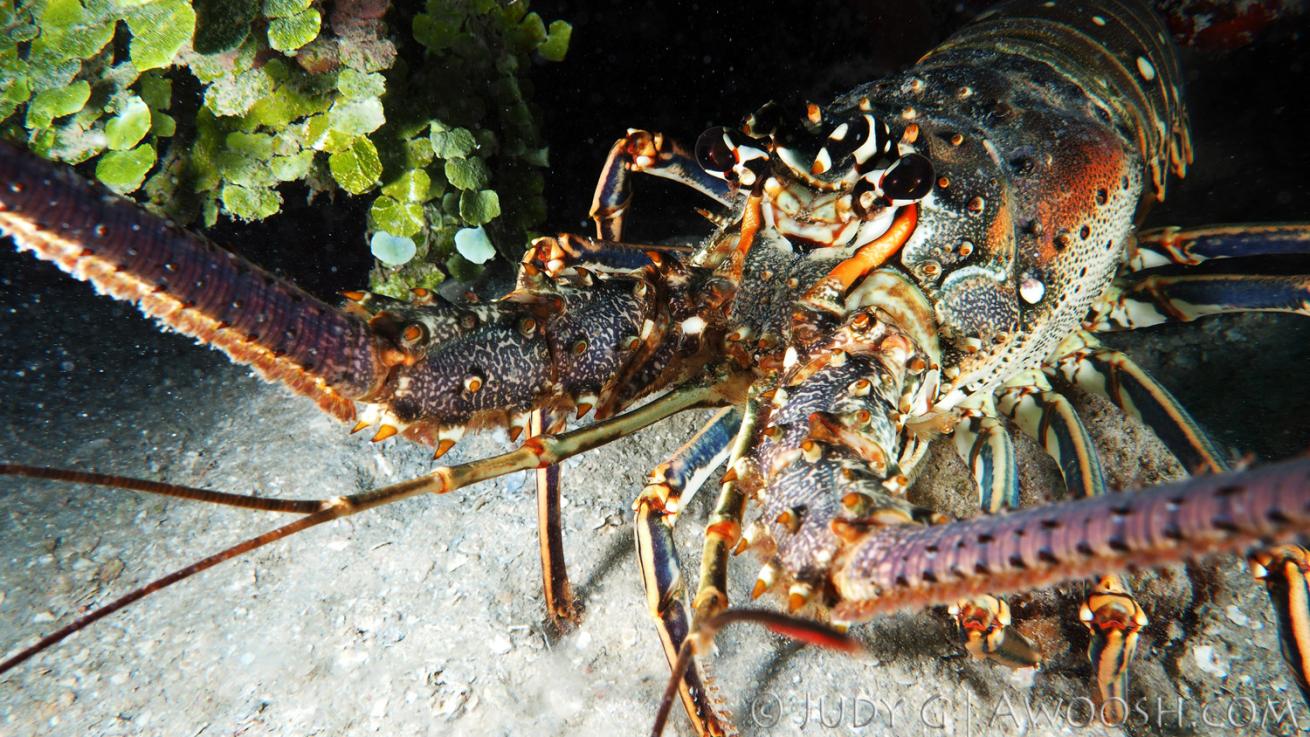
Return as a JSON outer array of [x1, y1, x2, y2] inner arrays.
[[2, 1, 1310, 737]]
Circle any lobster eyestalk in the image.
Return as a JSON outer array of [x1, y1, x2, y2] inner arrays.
[[831, 457, 1310, 622], [0, 141, 388, 422]]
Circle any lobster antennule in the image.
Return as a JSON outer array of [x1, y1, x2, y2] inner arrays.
[[0, 142, 388, 422], [832, 457, 1310, 622]]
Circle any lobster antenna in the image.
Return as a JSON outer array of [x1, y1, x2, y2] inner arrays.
[[0, 464, 326, 513], [0, 507, 338, 675], [0, 468, 454, 675], [650, 607, 862, 737], [1, 382, 722, 674]]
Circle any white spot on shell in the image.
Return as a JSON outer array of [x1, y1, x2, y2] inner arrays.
[[1019, 276, 1046, 304], [1136, 56, 1156, 81], [679, 316, 706, 335]]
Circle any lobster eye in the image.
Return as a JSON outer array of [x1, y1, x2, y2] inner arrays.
[[695, 127, 737, 177], [880, 152, 934, 202]]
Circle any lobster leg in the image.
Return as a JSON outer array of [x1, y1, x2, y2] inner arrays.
[[1086, 272, 1310, 332], [590, 129, 737, 240], [522, 232, 694, 280], [1051, 330, 1310, 709], [996, 368, 1107, 500], [948, 393, 1041, 670], [635, 407, 743, 737], [1050, 331, 1225, 473], [692, 401, 759, 621], [1078, 575, 1148, 724], [531, 408, 579, 627], [996, 367, 1145, 721], [952, 393, 1020, 514], [1250, 545, 1310, 705], [1126, 223, 1310, 271]]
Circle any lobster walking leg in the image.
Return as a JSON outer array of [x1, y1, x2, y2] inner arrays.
[[997, 368, 1106, 500], [1053, 330, 1310, 710], [1089, 224, 1310, 332], [590, 130, 737, 240], [1087, 272, 1310, 331], [692, 400, 760, 623], [1052, 331, 1226, 474], [635, 408, 743, 737], [1250, 545, 1310, 705], [952, 394, 1020, 514], [1127, 222, 1310, 270], [997, 365, 1151, 719], [949, 393, 1041, 670], [532, 408, 579, 627], [1079, 575, 1148, 723]]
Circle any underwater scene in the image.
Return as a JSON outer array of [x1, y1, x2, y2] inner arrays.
[[2, 1, 1310, 735]]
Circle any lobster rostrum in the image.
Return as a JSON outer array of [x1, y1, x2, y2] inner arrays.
[[3, 1, 1310, 735]]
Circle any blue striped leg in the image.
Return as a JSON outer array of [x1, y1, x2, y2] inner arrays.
[[996, 367, 1145, 723], [590, 130, 738, 240], [1051, 330, 1310, 708], [1085, 271, 1310, 332], [635, 407, 744, 737], [952, 393, 1020, 514], [1126, 223, 1310, 271], [995, 368, 1106, 499], [948, 393, 1042, 671], [1048, 331, 1225, 474], [522, 232, 692, 282]]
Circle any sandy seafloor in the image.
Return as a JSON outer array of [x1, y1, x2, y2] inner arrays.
[[2, 282, 1310, 737], [4, 3, 1310, 737]]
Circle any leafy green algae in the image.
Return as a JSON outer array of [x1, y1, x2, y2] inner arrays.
[[1, 0, 571, 296]]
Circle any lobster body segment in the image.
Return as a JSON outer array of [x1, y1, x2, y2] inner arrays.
[[691, 0, 1193, 600], [841, 0, 1187, 404]]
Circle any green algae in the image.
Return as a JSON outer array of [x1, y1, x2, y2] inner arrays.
[[1, 0, 571, 296]]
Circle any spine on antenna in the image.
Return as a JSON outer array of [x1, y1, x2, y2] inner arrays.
[[0, 142, 386, 421], [834, 458, 1310, 621]]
